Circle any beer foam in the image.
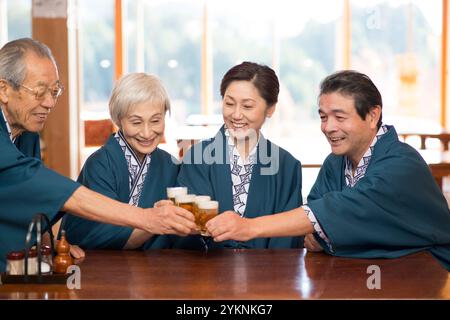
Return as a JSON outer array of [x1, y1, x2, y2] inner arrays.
[[198, 200, 219, 210], [167, 187, 187, 198], [175, 194, 196, 203], [194, 195, 211, 204]]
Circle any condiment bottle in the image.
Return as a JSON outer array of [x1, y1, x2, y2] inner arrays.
[[40, 245, 53, 274], [26, 248, 38, 275], [53, 230, 73, 274], [6, 251, 24, 275]]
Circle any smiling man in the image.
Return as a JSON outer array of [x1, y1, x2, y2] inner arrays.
[[207, 70, 450, 271], [0, 38, 196, 271]]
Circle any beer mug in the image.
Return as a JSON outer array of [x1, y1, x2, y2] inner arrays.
[[174, 194, 196, 215], [193, 195, 211, 226], [197, 201, 219, 236], [167, 187, 188, 203]]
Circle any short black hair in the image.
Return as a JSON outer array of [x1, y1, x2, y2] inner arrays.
[[220, 61, 279, 107], [319, 70, 382, 128]]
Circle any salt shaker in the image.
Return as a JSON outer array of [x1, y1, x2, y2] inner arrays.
[[6, 251, 25, 275], [40, 245, 53, 274], [26, 248, 39, 275]]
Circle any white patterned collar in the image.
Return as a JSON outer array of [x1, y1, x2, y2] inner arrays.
[[224, 127, 260, 165], [114, 130, 152, 206], [1, 107, 16, 143], [344, 124, 389, 187], [224, 126, 261, 217]]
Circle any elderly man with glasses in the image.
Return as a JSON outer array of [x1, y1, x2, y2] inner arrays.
[[0, 38, 197, 272]]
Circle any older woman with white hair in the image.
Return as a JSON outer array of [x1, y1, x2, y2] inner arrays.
[[63, 73, 182, 249]]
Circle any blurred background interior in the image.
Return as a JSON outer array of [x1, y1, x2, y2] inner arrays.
[[1, 0, 450, 202]]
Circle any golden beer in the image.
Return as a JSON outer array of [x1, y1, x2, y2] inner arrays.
[[175, 194, 196, 215], [166, 187, 188, 203], [193, 196, 211, 225], [197, 201, 219, 236]]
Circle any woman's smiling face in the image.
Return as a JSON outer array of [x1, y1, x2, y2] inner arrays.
[[222, 80, 275, 140]]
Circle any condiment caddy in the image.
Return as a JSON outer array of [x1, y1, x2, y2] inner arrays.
[[0, 213, 72, 284]]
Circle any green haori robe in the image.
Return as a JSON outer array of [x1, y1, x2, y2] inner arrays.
[[308, 125, 450, 271], [0, 111, 80, 272], [175, 125, 303, 249], [62, 134, 180, 249]]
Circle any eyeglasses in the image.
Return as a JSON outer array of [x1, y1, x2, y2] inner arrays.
[[18, 82, 65, 100], [4, 79, 65, 100]]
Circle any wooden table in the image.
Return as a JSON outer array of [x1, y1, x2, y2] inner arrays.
[[0, 249, 448, 299]]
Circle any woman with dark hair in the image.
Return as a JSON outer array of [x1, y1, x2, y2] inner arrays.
[[174, 61, 303, 249]]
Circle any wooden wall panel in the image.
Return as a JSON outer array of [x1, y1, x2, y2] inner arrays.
[[32, 17, 71, 177]]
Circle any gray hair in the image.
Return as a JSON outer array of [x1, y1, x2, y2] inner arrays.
[[0, 38, 56, 90], [109, 73, 171, 127]]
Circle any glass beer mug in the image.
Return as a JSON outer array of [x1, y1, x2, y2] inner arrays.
[[166, 187, 188, 203], [197, 201, 219, 236], [174, 194, 196, 214], [193, 195, 211, 226]]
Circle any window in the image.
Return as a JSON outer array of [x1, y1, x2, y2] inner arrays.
[[273, 0, 344, 164], [0, 0, 31, 45], [77, 0, 115, 163], [351, 0, 442, 134], [124, 0, 202, 123], [210, 0, 273, 113], [79, 0, 115, 115]]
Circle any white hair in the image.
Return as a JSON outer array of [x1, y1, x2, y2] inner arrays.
[[109, 73, 170, 127]]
